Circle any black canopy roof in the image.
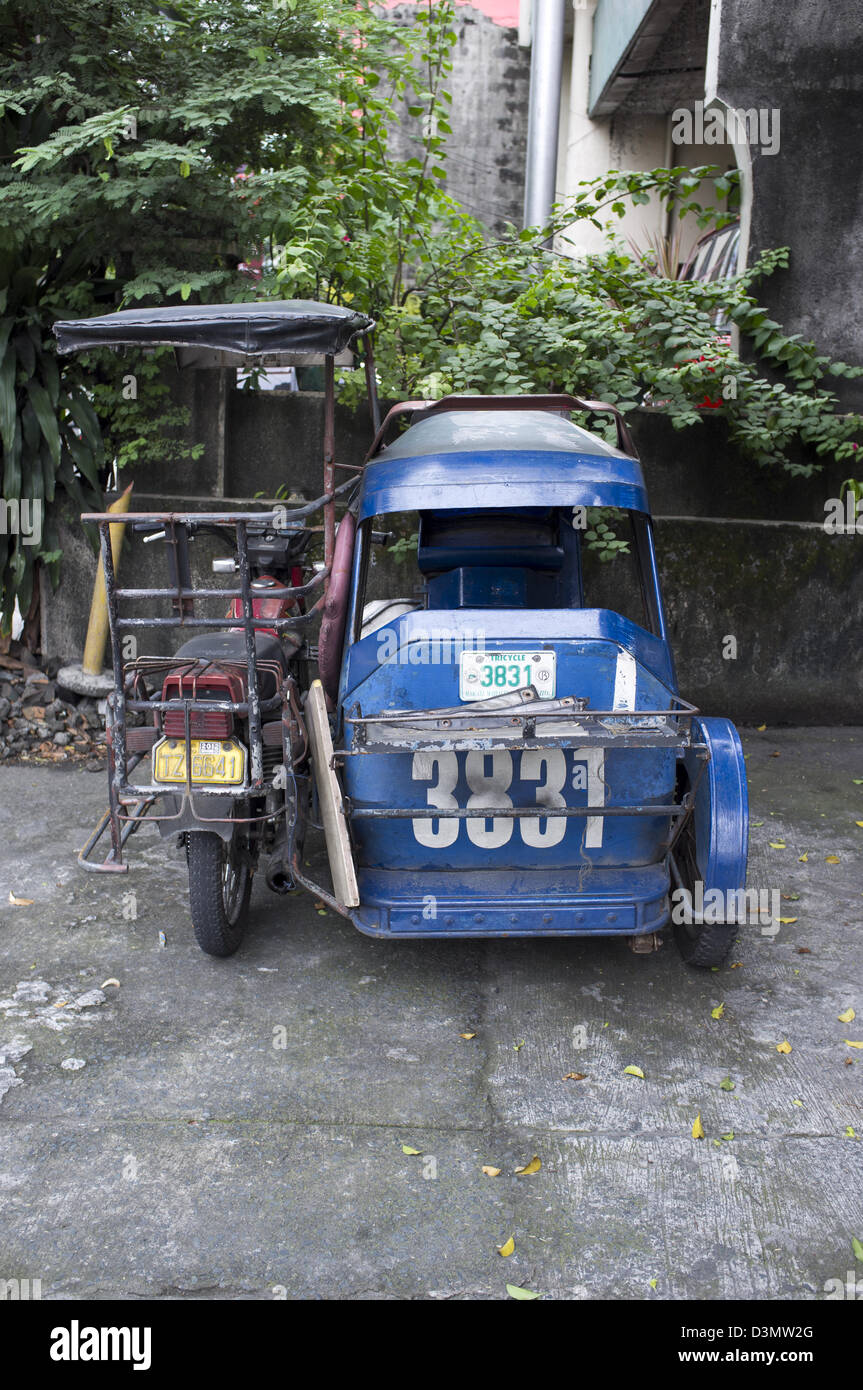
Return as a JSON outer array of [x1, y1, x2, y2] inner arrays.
[[53, 300, 375, 365]]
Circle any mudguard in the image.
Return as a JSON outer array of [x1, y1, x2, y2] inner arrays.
[[682, 716, 748, 894], [155, 794, 237, 841]]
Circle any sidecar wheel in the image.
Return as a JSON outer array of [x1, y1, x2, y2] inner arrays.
[[672, 816, 737, 967], [186, 831, 253, 957]]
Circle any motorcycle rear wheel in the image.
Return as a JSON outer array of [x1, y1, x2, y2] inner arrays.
[[186, 829, 254, 957]]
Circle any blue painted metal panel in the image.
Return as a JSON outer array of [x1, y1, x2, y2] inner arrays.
[[357, 450, 649, 520], [683, 717, 749, 894]]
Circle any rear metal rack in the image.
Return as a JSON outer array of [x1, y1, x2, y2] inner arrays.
[[78, 486, 355, 872]]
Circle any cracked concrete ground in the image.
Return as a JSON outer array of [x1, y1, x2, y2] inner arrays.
[[0, 727, 861, 1300]]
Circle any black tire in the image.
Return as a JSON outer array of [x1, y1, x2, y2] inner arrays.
[[671, 810, 737, 968], [186, 830, 253, 957]]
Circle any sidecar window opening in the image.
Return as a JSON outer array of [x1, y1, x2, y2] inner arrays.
[[351, 505, 661, 640]]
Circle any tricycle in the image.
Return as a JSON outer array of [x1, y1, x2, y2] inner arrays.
[[54, 300, 748, 966]]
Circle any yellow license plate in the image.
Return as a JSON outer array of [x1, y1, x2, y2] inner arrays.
[[152, 737, 247, 786]]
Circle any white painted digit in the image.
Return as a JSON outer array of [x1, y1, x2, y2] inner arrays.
[[411, 751, 459, 847], [520, 748, 567, 847], [465, 750, 514, 848], [573, 748, 605, 848]]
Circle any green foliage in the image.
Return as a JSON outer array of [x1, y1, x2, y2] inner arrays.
[[0, 0, 451, 628], [348, 168, 862, 477]]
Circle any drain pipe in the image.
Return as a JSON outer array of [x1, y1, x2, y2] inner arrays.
[[523, 0, 567, 233]]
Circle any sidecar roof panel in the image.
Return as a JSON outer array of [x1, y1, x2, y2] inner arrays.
[[54, 300, 374, 364], [359, 409, 649, 517]]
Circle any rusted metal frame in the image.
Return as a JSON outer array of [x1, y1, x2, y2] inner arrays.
[[99, 523, 128, 865], [81, 482, 359, 528], [165, 519, 194, 618], [323, 353, 336, 571], [663, 745, 711, 856], [346, 803, 688, 821], [338, 733, 698, 756], [236, 518, 264, 789], [290, 843, 351, 919], [77, 748, 153, 872], [346, 698, 698, 728], [115, 612, 322, 630], [363, 332, 381, 434], [114, 569, 327, 603]]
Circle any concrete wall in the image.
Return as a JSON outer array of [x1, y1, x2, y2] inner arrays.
[[386, 3, 530, 231], [709, 0, 863, 410], [42, 386, 863, 722]]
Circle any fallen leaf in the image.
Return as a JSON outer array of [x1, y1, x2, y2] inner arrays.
[[719, 1077, 736, 1090], [730, 961, 743, 968], [776, 917, 798, 925], [624, 1065, 645, 1079], [101, 978, 121, 989], [691, 1114, 705, 1139], [459, 1032, 476, 1039], [797, 947, 811, 955], [776, 1040, 792, 1054], [844, 1041, 863, 1050], [721, 1131, 735, 1142], [8, 891, 34, 906], [506, 1284, 541, 1300], [562, 1072, 587, 1081], [798, 852, 809, 863], [854, 780, 863, 785], [845, 1127, 857, 1138], [792, 1099, 804, 1107], [770, 751, 781, 758], [853, 1237, 863, 1263], [769, 842, 785, 849], [846, 1058, 855, 1067], [826, 854, 840, 864], [649, 1278, 657, 1290], [401, 1144, 422, 1156], [711, 1003, 725, 1020], [751, 820, 764, 827], [512, 1039, 525, 1052], [497, 1236, 515, 1257], [855, 821, 863, 829], [514, 1155, 541, 1175], [838, 1008, 856, 1024], [481, 1165, 501, 1177], [757, 723, 767, 731]]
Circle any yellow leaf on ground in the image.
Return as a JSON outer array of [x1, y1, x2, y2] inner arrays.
[[514, 1155, 541, 1175], [692, 1114, 705, 1139], [757, 724, 767, 731], [101, 978, 121, 989], [8, 891, 34, 905], [777, 917, 798, 925], [798, 852, 809, 863], [562, 1072, 587, 1081], [401, 1145, 422, 1155], [844, 1041, 863, 1050], [481, 1165, 501, 1177], [826, 854, 840, 864], [776, 1040, 792, 1054], [711, 1003, 725, 1020], [769, 842, 786, 849], [506, 1284, 541, 1300], [624, 1065, 645, 1078], [838, 1008, 856, 1024], [855, 822, 863, 829], [459, 1032, 476, 1039], [497, 1236, 515, 1257]]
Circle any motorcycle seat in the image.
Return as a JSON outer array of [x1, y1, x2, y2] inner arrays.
[[173, 631, 293, 699]]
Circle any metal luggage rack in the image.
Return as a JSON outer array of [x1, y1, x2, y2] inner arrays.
[[341, 690, 703, 755], [78, 482, 354, 871], [338, 689, 707, 836]]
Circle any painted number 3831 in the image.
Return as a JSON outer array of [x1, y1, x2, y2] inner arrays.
[[410, 748, 605, 849]]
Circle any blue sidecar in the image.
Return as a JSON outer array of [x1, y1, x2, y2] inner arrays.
[[322, 395, 748, 967]]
